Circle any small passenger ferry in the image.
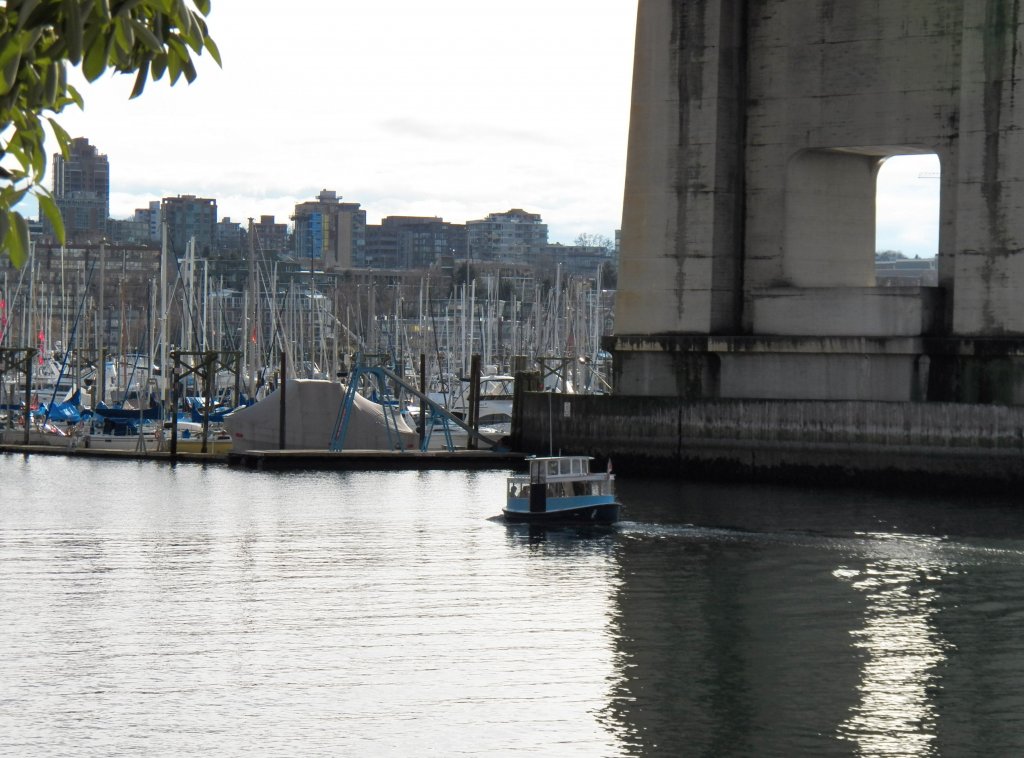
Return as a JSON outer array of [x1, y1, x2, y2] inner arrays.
[[503, 455, 621, 524]]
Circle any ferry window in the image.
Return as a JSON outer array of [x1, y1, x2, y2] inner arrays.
[[547, 461, 558, 476]]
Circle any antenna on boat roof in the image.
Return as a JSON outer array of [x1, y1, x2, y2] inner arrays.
[[547, 392, 553, 456]]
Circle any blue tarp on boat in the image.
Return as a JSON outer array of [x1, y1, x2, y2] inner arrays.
[[43, 401, 82, 423], [41, 389, 82, 423], [93, 402, 163, 421], [186, 396, 233, 422]]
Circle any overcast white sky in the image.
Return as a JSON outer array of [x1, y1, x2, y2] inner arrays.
[[50, 0, 635, 244], [45, 0, 938, 255], [876, 154, 940, 257]]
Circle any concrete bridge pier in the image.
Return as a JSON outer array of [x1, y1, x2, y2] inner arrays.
[[582, 0, 1024, 484]]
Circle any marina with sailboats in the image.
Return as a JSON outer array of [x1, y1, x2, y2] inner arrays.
[[0, 218, 615, 463]]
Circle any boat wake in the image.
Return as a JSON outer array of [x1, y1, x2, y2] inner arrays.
[[614, 520, 1024, 566]]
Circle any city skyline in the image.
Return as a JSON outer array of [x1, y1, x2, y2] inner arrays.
[[44, 0, 635, 247], [27, 1, 938, 256]]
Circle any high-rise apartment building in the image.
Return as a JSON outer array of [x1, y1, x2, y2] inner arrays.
[[466, 209, 548, 264], [292, 189, 366, 271], [50, 137, 109, 243], [161, 194, 217, 256], [365, 216, 466, 270]]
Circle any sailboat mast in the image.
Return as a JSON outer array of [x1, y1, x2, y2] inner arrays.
[[201, 258, 209, 352], [159, 223, 169, 407], [246, 219, 256, 397]]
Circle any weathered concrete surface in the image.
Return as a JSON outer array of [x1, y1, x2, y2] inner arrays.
[[611, 333, 1024, 404], [515, 392, 1024, 492], [616, 0, 745, 335], [782, 151, 879, 288], [748, 287, 943, 337], [613, 0, 1024, 405], [611, 335, 931, 401]]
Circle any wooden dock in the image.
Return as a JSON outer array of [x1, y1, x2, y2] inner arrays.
[[0, 442, 229, 464], [1, 442, 525, 472], [227, 448, 526, 471]]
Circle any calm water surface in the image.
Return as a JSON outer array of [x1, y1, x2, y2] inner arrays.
[[2, 455, 1024, 756]]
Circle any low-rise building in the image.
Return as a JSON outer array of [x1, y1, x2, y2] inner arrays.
[[545, 243, 616, 281], [365, 216, 466, 270], [252, 215, 290, 256]]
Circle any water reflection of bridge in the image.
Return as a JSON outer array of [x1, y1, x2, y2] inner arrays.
[[598, 480, 1024, 755]]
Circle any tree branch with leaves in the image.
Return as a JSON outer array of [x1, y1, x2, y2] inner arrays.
[[0, 0, 220, 266]]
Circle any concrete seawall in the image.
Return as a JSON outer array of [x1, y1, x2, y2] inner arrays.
[[513, 394, 1024, 492]]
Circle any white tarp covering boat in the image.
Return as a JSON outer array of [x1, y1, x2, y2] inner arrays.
[[224, 379, 417, 452]]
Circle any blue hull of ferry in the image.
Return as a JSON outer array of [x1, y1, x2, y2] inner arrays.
[[503, 496, 620, 525]]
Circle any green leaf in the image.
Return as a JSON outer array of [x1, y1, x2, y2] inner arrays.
[[37, 192, 65, 244], [128, 18, 162, 52], [167, 36, 187, 62], [47, 117, 72, 156], [14, 0, 44, 32], [7, 187, 29, 208], [0, 214, 9, 264], [181, 55, 196, 84], [63, 0, 83, 63], [42, 60, 59, 104], [116, 0, 150, 16], [150, 52, 167, 81], [24, 2, 55, 31], [175, 0, 195, 39], [15, 123, 47, 178], [83, 32, 108, 81], [183, 30, 203, 56], [59, 80, 77, 106], [0, 38, 23, 95], [204, 35, 221, 67], [129, 63, 148, 98], [6, 211, 27, 268], [166, 46, 181, 83], [5, 141, 30, 175], [13, 212, 28, 249], [114, 15, 134, 53]]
